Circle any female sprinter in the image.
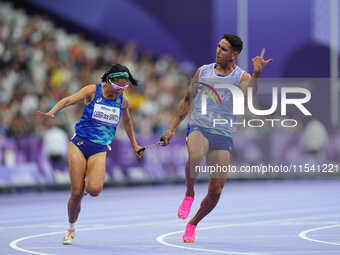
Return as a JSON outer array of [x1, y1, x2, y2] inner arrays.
[[37, 64, 144, 245]]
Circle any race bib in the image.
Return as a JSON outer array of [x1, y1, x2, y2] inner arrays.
[[92, 103, 120, 126]]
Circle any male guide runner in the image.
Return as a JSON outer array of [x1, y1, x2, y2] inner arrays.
[[161, 34, 272, 242]]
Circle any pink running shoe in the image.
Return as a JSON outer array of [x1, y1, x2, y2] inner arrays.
[[177, 196, 194, 219], [183, 223, 196, 243]]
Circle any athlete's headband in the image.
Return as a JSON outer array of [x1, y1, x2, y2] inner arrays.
[[107, 72, 129, 79]]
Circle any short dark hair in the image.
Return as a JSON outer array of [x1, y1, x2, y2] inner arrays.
[[101, 64, 138, 86], [222, 34, 243, 53]]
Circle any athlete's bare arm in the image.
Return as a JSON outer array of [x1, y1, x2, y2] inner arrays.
[[239, 48, 272, 101], [161, 67, 201, 145], [37, 85, 96, 118], [121, 95, 143, 158]]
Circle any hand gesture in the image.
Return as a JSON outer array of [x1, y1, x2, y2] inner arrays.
[[252, 48, 272, 76]]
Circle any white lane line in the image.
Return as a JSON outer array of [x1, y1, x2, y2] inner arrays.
[[156, 214, 340, 255], [0, 218, 63, 224], [25, 247, 64, 250], [1, 212, 182, 231], [8, 209, 293, 255], [9, 209, 340, 255], [3, 203, 340, 226], [0, 224, 68, 231], [3, 207, 339, 231], [299, 224, 340, 246], [0, 223, 112, 231], [156, 221, 269, 255], [1, 211, 270, 231], [9, 219, 181, 255], [279, 221, 340, 226], [0, 212, 168, 224]]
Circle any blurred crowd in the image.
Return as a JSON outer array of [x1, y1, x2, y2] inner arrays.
[[0, 2, 191, 142], [1, 2, 339, 184]]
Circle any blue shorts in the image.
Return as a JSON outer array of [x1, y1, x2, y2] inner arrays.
[[186, 124, 233, 152], [71, 134, 108, 159]]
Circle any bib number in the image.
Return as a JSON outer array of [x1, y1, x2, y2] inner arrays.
[[92, 103, 120, 126]]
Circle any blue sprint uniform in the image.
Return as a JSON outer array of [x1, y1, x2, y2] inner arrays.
[[72, 83, 123, 158]]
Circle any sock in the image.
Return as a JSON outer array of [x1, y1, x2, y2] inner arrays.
[[69, 223, 75, 230]]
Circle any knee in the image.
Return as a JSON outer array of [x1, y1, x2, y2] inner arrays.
[[85, 186, 102, 197]]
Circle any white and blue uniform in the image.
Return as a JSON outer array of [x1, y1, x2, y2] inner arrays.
[[187, 63, 245, 151]]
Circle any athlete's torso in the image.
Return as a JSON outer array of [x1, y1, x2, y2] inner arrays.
[[75, 83, 123, 145], [189, 63, 245, 136]]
